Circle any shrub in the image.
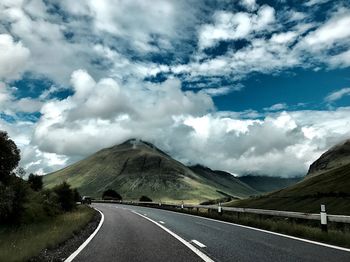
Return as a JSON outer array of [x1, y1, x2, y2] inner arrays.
[[53, 182, 76, 212], [28, 173, 43, 191], [73, 188, 82, 202], [0, 176, 29, 224], [139, 195, 152, 202], [102, 189, 122, 200]]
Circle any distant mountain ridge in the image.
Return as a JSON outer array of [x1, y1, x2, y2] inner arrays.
[[238, 175, 303, 193], [43, 139, 257, 202]]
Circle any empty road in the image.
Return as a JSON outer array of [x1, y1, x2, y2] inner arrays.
[[72, 203, 350, 262]]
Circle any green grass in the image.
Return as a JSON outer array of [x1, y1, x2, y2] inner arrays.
[[0, 206, 96, 262]]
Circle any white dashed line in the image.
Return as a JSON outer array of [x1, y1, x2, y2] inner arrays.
[[191, 240, 206, 248], [131, 211, 214, 262]]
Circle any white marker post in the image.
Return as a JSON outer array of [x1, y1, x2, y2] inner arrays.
[[181, 201, 184, 210], [320, 204, 328, 232], [218, 202, 222, 215]]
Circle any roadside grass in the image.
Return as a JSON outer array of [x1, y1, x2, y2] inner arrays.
[[156, 206, 350, 249], [0, 205, 95, 262]]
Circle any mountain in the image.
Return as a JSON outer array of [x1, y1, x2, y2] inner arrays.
[[307, 139, 350, 178], [189, 165, 259, 197], [43, 139, 256, 203], [237, 175, 303, 193], [228, 140, 350, 215]]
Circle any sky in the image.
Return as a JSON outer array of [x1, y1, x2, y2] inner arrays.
[[1, 0, 350, 177]]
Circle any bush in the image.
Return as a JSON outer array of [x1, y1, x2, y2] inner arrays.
[[102, 189, 122, 200], [139, 195, 152, 202], [28, 174, 43, 191], [41, 189, 61, 217], [53, 182, 76, 212], [73, 188, 82, 202], [0, 176, 29, 224]]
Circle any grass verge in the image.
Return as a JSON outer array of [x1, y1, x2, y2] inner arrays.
[[0, 205, 95, 262]]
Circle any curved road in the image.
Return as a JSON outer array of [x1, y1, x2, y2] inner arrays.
[[73, 203, 350, 262]]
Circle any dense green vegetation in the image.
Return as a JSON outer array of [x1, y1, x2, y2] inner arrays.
[[44, 139, 257, 203], [228, 162, 350, 215], [0, 131, 82, 225], [0, 206, 95, 262], [0, 131, 95, 261]]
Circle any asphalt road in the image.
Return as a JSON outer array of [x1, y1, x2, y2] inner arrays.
[[73, 203, 350, 262]]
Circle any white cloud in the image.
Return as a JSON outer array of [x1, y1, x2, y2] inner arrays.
[[241, 0, 257, 11], [325, 87, 350, 102], [0, 34, 30, 80], [302, 10, 350, 50], [264, 103, 288, 111], [198, 5, 275, 50], [32, 70, 214, 156], [328, 49, 350, 68]]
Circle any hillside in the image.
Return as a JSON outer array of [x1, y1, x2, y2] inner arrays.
[[237, 175, 303, 193], [189, 165, 259, 197], [307, 139, 350, 178], [44, 139, 256, 202], [228, 140, 350, 215]]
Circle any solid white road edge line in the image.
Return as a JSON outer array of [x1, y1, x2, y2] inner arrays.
[[64, 208, 105, 262], [131, 211, 214, 262], [191, 240, 206, 248], [123, 205, 350, 253]]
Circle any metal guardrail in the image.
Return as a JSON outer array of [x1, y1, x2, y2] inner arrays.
[[93, 200, 350, 224]]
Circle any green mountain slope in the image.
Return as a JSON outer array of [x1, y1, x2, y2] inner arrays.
[[44, 139, 256, 203], [237, 175, 303, 193], [228, 141, 350, 215], [189, 165, 259, 197], [307, 139, 350, 178]]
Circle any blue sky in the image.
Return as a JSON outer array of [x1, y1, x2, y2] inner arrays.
[[1, 0, 350, 176]]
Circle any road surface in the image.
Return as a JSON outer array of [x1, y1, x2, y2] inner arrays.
[[73, 203, 350, 262]]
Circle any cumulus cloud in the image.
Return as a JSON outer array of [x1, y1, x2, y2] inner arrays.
[[198, 5, 275, 50], [32, 70, 214, 156], [0, 34, 30, 80]]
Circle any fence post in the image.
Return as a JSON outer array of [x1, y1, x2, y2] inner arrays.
[[320, 204, 328, 232], [218, 202, 222, 215]]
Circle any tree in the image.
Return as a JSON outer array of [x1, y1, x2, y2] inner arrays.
[[72, 188, 81, 202], [28, 173, 43, 191], [102, 189, 122, 200], [53, 182, 75, 211], [139, 195, 152, 202], [0, 131, 20, 183]]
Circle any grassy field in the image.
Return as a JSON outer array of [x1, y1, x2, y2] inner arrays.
[[0, 205, 95, 262]]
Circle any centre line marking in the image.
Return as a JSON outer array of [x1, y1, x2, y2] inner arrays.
[[191, 240, 206, 248]]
